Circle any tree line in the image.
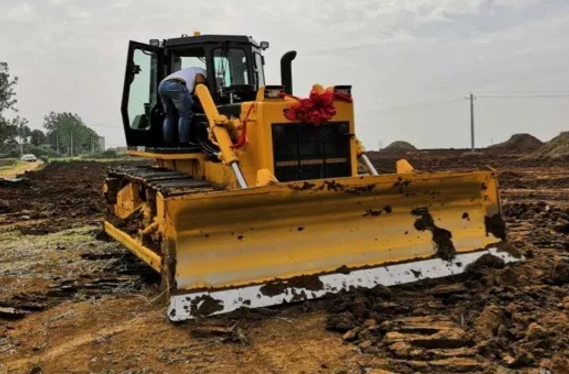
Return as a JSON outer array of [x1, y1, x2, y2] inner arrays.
[[0, 62, 102, 157]]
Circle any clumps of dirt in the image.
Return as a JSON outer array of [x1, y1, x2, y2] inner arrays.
[[499, 170, 569, 190], [321, 197, 569, 371], [0, 248, 158, 317], [503, 201, 569, 249], [488, 133, 543, 154], [527, 131, 569, 160], [382, 141, 417, 153], [323, 251, 569, 371]]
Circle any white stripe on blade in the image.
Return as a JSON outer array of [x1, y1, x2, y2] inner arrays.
[[167, 248, 521, 322]]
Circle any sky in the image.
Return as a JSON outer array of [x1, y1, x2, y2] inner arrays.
[[1, 0, 568, 149]]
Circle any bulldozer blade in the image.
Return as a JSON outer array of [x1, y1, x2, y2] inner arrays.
[[155, 170, 520, 321], [168, 248, 519, 321]]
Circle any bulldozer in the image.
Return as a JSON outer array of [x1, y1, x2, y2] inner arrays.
[[103, 32, 521, 321]]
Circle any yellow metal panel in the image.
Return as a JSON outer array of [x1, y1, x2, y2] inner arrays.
[[163, 171, 502, 291], [397, 159, 415, 174], [115, 183, 143, 219], [204, 162, 237, 189], [104, 221, 162, 272]]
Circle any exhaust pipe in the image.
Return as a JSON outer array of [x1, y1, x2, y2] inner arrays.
[[280, 51, 297, 95]]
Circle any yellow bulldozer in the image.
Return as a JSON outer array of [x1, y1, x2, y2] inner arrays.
[[103, 33, 520, 321]]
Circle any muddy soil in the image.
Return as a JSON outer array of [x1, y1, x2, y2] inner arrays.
[[0, 160, 149, 234], [0, 157, 568, 374], [368, 149, 569, 174]]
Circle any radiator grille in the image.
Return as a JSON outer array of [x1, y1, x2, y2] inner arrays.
[[272, 122, 351, 182]]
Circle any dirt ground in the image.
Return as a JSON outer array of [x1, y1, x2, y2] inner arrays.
[[1, 153, 568, 374]]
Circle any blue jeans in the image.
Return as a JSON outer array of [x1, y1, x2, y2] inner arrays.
[[158, 80, 193, 143]]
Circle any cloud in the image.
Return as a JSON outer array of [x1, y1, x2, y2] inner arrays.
[[6, 2, 37, 22], [65, 7, 91, 19], [103, 0, 133, 10]]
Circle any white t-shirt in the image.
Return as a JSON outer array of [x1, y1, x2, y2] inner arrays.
[[163, 67, 207, 93]]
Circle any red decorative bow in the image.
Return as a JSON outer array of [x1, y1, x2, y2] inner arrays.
[[284, 90, 352, 125]]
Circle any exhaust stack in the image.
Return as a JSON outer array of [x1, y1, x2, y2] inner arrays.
[[280, 51, 297, 95]]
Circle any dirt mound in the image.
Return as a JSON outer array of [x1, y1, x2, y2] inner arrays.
[[488, 133, 543, 153], [382, 141, 417, 152], [528, 131, 569, 160]]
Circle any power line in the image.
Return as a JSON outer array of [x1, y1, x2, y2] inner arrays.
[[476, 90, 569, 94], [376, 95, 464, 114], [478, 94, 569, 99]]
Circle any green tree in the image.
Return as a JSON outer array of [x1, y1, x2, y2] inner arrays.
[[43, 112, 100, 155], [18, 122, 31, 144], [0, 62, 27, 151], [30, 129, 46, 146]]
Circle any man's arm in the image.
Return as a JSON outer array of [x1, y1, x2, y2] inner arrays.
[[194, 73, 207, 93]]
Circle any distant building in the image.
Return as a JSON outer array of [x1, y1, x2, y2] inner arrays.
[[98, 136, 105, 151]]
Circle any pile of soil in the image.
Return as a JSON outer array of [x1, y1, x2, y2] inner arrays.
[[499, 170, 569, 190], [527, 131, 569, 160], [488, 134, 543, 154], [382, 141, 417, 152]]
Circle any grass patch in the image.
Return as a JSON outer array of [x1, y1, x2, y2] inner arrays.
[[0, 225, 123, 279]]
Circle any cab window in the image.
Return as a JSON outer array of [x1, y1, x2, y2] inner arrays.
[[170, 49, 206, 73], [127, 48, 158, 130], [213, 48, 249, 90]]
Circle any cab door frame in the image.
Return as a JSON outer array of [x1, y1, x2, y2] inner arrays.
[[121, 41, 165, 148]]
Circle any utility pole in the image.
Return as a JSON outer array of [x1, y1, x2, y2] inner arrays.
[[465, 93, 477, 152], [70, 132, 73, 157], [91, 134, 94, 153], [56, 133, 59, 155], [18, 124, 24, 156]]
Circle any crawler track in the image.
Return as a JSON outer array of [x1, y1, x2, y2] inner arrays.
[[107, 165, 215, 197]]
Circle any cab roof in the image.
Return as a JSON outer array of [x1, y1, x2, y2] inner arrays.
[[164, 34, 259, 48]]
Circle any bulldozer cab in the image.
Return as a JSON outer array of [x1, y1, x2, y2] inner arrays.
[[121, 34, 267, 150]]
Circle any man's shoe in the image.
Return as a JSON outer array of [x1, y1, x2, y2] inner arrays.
[[179, 141, 201, 149]]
